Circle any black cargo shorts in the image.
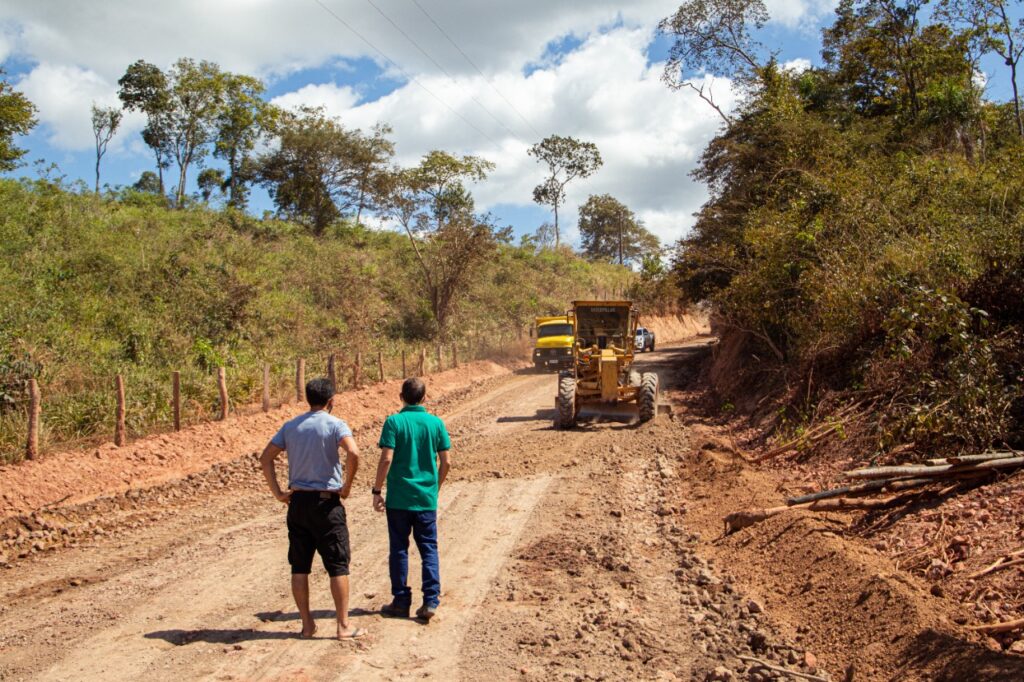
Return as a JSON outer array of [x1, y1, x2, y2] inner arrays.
[[286, 490, 351, 577]]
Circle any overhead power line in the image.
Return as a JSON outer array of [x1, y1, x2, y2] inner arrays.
[[408, 0, 543, 139], [362, 0, 523, 141], [311, 0, 501, 147]]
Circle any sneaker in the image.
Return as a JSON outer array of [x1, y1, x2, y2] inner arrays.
[[415, 604, 437, 623], [380, 601, 410, 618]]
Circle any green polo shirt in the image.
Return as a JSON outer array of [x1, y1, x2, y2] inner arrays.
[[377, 405, 452, 511]]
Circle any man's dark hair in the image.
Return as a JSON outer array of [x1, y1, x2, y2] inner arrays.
[[305, 378, 335, 407], [401, 377, 426, 405]]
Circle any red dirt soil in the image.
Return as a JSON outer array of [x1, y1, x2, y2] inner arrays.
[[0, 360, 511, 521]]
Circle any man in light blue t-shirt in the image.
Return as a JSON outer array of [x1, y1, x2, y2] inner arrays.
[[260, 378, 366, 641]]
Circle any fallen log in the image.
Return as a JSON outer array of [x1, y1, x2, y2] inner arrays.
[[925, 452, 1017, 466], [787, 476, 935, 505], [724, 492, 918, 534], [967, 618, 1024, 634], [787, 470, 991, 506], [843, 455, 1024, 481]]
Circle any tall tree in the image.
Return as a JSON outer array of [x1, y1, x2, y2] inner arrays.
[[256, 106, 361, 234], [528, 135, 602, 248], [823, 0, 934, 119], [658, 0, 770, 121], [90, 103, 122, 194], [384, 151, 496, 337], [578, 194, 660, 266], [118, 60, 173, 195], [166, 58, 225, 207], [214, 73, 276, 209], [940, 0, 1024, 136], [0, 69, 38, 172], [347, 122, 396, 226]]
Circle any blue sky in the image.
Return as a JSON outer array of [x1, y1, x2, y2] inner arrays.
[[1, 0, 1019, 244]]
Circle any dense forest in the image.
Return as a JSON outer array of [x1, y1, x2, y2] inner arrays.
[[665, 0, 1024, 457]]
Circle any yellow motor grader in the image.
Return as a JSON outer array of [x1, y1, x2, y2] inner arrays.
[[554, 300, 659, 428]]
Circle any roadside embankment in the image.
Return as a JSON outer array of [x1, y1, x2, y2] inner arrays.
[[644, 309, 710, 343]]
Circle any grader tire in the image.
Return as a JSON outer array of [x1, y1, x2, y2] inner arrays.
[[638, 372, 658, 423], [555, 376, 578, 429]]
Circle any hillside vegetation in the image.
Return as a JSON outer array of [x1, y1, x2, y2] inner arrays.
[[0, 178, 641, 462], [669, 0, 1024, 458]]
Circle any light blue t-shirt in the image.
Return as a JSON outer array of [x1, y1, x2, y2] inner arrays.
[[271, 411, 353, 491]]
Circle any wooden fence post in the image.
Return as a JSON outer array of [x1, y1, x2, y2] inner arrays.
[[262, 363, 271, 412], [353, 352, 362, 388], [115, 374, 127, 446], [401, 350, 407, 379], [327, 353, 337, 388], [172, 371, 181, 431], [419, 348, 426, 376], [378, 351, 385, 383], [217, 367, 228, 420], [436, 344, 443, 372], [452, 343, 459, 368], [295, 358, 305, 402], [26, 378, 40, 461]]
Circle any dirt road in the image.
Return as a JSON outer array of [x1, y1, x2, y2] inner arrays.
[[3, 339, 1024, 681], [0, 345, 692, 681]]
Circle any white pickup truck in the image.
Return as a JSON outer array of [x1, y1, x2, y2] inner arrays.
[[634, 326, 655, 352]]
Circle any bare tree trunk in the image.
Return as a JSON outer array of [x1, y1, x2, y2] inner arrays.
[[172, 371, 181, 431], [26, 378, 40, 461], [618, 218, 624, 265], [262, 363, 271, 412], [217, 367, 228, 420], [295, 358, 305, 402], [1011, 60, 1023, 137], [115, 375, 127, 446], [553, 202, 560, 248]]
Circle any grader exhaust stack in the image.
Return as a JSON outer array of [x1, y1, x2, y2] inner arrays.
[[554, 300, 659, 428]]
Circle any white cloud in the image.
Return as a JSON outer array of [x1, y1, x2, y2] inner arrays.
[[765, 0, 838, 29], [783, 57, 812, 73], [298, 27, 734, 244], [271, 82, 361, 114], [0, 0, 832, 243], [15, 62, 142, 151]]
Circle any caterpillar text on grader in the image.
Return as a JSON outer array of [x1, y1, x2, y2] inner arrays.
[[554, 300, 659, 428]]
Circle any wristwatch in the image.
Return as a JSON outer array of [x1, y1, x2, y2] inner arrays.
[[372, 488, 382, 496]]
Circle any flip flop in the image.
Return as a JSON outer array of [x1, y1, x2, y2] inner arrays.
[[338, 627, 368, 641]]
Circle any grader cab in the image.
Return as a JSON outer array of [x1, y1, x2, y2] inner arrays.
[[554, 300, 659, 429]]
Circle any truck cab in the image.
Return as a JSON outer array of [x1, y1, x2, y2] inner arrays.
[[533, 315, 574, 371]]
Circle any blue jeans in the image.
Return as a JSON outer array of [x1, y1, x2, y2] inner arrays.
[[386, 508, 440, 608]]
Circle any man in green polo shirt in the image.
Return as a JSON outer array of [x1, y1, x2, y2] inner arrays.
[[371, 377, 451, 622]]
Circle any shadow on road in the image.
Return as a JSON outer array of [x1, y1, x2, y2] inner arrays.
[[496, 408, 556, 423], [145, 628, 298, 644], [898, 628, 1024, 681]]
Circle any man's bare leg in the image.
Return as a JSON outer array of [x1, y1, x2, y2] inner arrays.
[[330, 575, 363, 639], [291, 574, 317, 638]]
